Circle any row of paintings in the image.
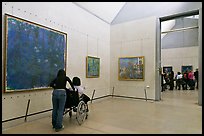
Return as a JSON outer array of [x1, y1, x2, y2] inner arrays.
[[163, 65, 193, 75], [88, 56, 145, 81], [3, 13, 195, 93], [3, 14, 145, 93]]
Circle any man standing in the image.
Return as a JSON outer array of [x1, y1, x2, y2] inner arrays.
[[169, 70, 174, 90], [194, 68, 199, 89]]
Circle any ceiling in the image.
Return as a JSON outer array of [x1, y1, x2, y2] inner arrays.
[[73, 2, 201, 25], [74, 2, 126, 24]]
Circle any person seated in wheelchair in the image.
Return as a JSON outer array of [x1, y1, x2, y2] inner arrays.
[[64, 88, 79, 112], [72, 76, 90, 112]]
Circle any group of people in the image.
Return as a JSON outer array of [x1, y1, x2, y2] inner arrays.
[[49, 69, 90, 132], [50, 68, 199, 132], [161, 68, 199, 92], [161, 70, 174, 91]]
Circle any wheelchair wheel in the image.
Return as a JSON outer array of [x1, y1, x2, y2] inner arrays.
[[85, 104, 88, 119], [76, 101, 87, 125]]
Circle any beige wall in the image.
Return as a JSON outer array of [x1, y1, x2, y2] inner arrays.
[[161, 46, 199, 73], [110, 16, 156, 100], [2, 2, 110, 129]]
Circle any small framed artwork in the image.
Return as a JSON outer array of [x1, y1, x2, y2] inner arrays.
[[86, 56, 100, 78], [163, 66, 173, 74], [181, 65, 193, 74], [118, 56, 144, 81]]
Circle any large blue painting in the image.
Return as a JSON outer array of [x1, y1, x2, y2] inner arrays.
[[4, 14, 67, 92]]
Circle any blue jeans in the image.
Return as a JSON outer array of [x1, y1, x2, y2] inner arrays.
[[52, 89, 66, 129]]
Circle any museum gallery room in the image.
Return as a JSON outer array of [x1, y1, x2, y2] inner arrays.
[[2, 2, 202, 134]]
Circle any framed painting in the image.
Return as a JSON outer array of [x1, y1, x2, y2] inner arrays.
[[163, 66, 173, 75], [181, 65, 193, 74], [118, 56, 144, 81], [86, 56, 100, 78], [3, 14, 67, 92]]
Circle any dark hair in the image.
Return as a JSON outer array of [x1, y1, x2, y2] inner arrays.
[[57, 69, 66, 78], [73, 77, 81, 86], [55, 69, 66, 87]]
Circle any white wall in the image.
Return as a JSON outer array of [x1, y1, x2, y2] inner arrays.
[[2, 2, 110, 129], [161, 46, 198, 73], [110, 16, 156, 100]]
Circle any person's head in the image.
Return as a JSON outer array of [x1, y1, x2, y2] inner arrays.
[[73, 77, 81, 86], [57, 69, 66, 78]]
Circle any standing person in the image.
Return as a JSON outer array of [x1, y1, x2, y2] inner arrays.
[[194, 68, 199, 89], [49, 69, 75, 132], [183, 71, 188, 90], [176, 72, 183, 90], [163, 72, 169, 90], [161, 73, 166, 92], [188, 70, 195, 90], [175, 72, 178, 90], [169, 70, 174, 90]]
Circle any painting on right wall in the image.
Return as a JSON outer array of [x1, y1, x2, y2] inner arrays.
[[181, 65, 193, 74]]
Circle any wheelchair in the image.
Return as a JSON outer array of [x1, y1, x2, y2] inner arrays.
[[63, 88, 89, 125]]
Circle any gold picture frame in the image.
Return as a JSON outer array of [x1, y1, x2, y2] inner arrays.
[[86, 56, 100, 78], [118, 56, 144, 81], [3, 14, 67, 92]]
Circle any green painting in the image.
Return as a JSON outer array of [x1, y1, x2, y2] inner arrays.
[[86, 56, 100, 78]]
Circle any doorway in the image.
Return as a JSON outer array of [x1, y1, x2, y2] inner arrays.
[[155, 9, 202, 106]]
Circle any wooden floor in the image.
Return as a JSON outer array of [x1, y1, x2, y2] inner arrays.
[[2, 89, 202, 134]]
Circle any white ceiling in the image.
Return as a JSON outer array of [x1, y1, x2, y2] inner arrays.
[[74, 2, 126, 24], [73, 2, 201, 25]]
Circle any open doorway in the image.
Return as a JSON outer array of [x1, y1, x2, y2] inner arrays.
[[155, 9, 202, 106], [161, 14, 199, 90]]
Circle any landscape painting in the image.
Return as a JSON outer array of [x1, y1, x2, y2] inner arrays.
[[118, 56, 144, 80]]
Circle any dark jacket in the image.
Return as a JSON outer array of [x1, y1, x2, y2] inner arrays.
[[49, 69, 75, 90]]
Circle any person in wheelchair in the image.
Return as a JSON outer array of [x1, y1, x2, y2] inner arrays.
[[72, 76, 90, 112]]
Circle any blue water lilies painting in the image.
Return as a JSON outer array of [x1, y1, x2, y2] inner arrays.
[[4, 14, 67, 92]]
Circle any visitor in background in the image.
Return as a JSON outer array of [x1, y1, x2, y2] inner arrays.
[[194, 68, 198, 89], [169, 70, 174, 90], [188, 70, 195, 90], [176, 72, 183, 90]]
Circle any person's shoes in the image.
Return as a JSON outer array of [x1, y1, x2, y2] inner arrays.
[[55, 125, 64, 132]]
